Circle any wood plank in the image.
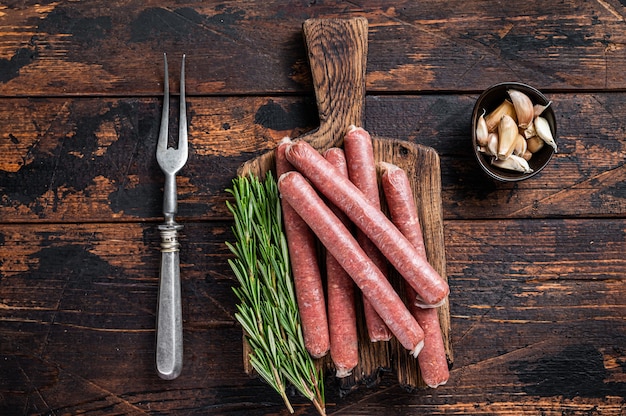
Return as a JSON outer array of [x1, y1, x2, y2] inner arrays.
[[367, 93, 626, 220], [1, 93, 624, 222], [0, 96, 302, 222], [1, 219, 624, 413], [0, 1, 625, 96], [1, 1, 624, 414]]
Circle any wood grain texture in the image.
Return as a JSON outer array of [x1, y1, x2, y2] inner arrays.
[[1, 1, 625, 414], [239, 17, 370, 178], [1, 1, 625, 96], [0, 219, 624, 414], [1, 93, 624, 222]]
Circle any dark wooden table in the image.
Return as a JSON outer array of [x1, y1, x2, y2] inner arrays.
[[1, 1, 625, 415]]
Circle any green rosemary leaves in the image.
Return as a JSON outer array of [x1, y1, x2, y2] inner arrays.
[[226, 173, 325, 415]]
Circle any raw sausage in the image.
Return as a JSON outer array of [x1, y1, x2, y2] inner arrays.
[[278, 170, 424, 356], [278, 171, 425, 356], [380, 161, 449, 388], [284, 139, 449, 307], [407, 291, 449, 388], [378, 162, 428, 259], [284, 139, 448, 306], [323, 147, 359, 377], [276, 138, 329, 359], [343, 125, 393, 342]]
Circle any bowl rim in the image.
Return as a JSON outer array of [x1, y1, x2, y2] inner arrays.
[[471, 81, 556, 182]]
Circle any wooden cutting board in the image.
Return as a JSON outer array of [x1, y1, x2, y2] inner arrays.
[[238, 17, 452, 391]]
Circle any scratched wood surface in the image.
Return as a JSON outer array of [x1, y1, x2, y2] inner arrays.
[[1, 1, 625, 415]]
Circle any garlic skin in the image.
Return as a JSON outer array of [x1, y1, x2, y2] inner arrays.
[[475, 110, 489, 147], [534, 116, 557, 152], [497, 114, 518, 160], [491, 154, 533, 173], [508, 89, 534, 129], [533, 101, 552, 118], [485, 100, 517, 132]]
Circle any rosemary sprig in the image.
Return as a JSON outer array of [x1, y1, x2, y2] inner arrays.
[[225, 172, 325, 416]]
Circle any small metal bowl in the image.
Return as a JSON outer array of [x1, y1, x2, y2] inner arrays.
[[471, 82, 557, 182]]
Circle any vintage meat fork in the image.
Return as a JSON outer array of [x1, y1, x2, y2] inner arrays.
[[155, 53, 187, 380]]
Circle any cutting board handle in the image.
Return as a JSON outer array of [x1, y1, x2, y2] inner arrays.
[[302, 17, 368, 150], [237, 17, 369, 178]]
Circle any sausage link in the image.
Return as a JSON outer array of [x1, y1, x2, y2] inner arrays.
[[285, 139, 449, 307], [378, 161, 428, 260], [276, 138, 329, 359], [406, 290, 449, 388], [278, 171, 425, 356], [323, 148, 359, 377], [380, 161, 449, 388], [343, 126, 393, 342]]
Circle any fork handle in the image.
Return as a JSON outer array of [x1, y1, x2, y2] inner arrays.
[[163, 173, 178, 224], [156, 223, 183, 380]]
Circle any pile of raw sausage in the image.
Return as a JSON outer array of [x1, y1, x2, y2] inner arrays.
[[276, 126, 450, 388]]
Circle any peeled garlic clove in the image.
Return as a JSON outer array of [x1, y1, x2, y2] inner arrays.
[[508, 89, 534, 129], [533, 101, 552, 118], [514, 133, 527, 156], [475, 109, 489, 146], [492, 154, 533, 173], [527, 135, 545, 153], [485, 100, 517, 132], [534, 116, 557, 152], [497, 114, 518, 160]]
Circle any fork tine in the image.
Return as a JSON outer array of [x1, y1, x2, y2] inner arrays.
[[158, 53, 170, 154], [178, 54, 188, 155]]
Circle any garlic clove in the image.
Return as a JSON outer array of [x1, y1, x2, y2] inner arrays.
[[487, 132, 499, 157], [526, 135, 545, 153], [523, 120, 536, 139], [533, 101, 552, 118], [521, 150, 533, 161], [512, 154, 533, 173], [491, 154, 533, 173], [508, 89, 534, 129], [475, 109, 489, 147], [497, 114, 518, 160], [514, 133, 527, 156], [478, 132, 499, 157], [485, 100, 517, 132], [534, 116, 557, 152], [486, 133, 498, 157]]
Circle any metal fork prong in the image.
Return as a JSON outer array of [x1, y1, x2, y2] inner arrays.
[[178, 54, 188, 157], [158, 53, 170, 155]]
